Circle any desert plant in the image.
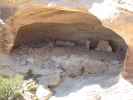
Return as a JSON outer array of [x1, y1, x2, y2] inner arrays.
[[0, 75, 23, 100]]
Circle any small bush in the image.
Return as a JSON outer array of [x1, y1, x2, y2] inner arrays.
[[0, 75, 23, 100]]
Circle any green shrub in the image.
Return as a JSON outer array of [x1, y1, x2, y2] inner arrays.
[[0, 75, 23, 100]]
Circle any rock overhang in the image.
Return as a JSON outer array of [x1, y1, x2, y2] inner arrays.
[[0, 5, 127, 53]]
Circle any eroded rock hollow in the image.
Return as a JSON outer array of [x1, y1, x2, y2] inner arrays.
[[0, 5, 127, 56], [0, 4, 129, 86]]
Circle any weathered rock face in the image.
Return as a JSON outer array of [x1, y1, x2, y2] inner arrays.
[[103, 11, 133, 79], [0, 4, 129, 78], [0, 4, 17, 53], [0, 5, 127, 56], [0, 4, 17, 20]]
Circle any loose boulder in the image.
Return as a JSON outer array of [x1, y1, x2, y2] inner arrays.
[[95, 40, 112, 52]]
